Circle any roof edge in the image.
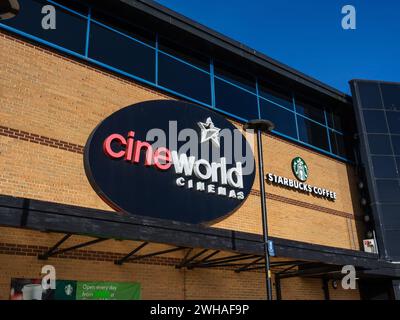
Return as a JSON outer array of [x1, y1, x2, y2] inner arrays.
[[121, 0, 352, 103]]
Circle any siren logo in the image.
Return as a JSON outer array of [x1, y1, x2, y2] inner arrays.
[[84, 100, 256, 224], [266, 157, 337, 201], [292, 157, 308, 182]]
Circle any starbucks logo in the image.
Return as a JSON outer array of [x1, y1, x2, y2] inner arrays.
[[64, 284, 74, 296], [292, 157, 308, 182]]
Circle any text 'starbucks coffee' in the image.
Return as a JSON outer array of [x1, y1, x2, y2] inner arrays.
[[267, 157, 337, 201], [84, 100, 256, 224]]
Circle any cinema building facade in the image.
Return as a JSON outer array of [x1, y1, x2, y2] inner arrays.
[[0, 0, 400, 300]]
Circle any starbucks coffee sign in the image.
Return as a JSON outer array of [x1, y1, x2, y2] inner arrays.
[[267, 157, 337, 201]]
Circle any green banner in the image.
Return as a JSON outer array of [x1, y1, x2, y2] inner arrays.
[[76, 281, 141, 300], [10, 278, 141, 300]]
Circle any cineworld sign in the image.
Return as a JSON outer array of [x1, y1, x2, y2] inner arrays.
[[84, 100, 256, 224]]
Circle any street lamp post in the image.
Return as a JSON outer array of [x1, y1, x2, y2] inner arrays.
[[244, 119, 275, 300]]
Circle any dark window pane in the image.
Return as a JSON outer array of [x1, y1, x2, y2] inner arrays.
[[384, 231, 400, 258], [92, 9, 155, 45], [367, 134, 393, 155], [89, 22, 155, 82], [357, 82, 383, 109], [363, 110, 388, 134], [327, 110, 343, 132], [214, 61, 255, 93], [295, 98, 325, 124], [158, 53, 211, 104], [214, 78, 258, 120], [297, 116, 330, 151], [397, 157, 400, 172], [159, 37, 209, 71], [2, 0, 87, 54], [391, 135, 400, 155], [376, 179, 400, 203], [258, 81, 294, 110], [259, 99, 297, 138], [386, 111, 400, 134], [371, 156, 398, 179], [380, 83, 400, 111], [330, 131, 353, 159], [377, 204, 400, 226], [326, 106, 350, 133], [52, 0, 89, 15]]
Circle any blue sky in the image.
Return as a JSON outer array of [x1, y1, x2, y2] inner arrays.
[[155, 0, 400, 94]]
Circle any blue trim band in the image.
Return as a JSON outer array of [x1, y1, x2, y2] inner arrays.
[[210, 58, 216, 108], [155, 33, 158, 85], [85, 7, 91, 57], [293, 94, 300, 140], [255, 78, 261, 119], [324, 108, 333, 153]]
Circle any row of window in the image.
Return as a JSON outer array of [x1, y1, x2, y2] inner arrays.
[[0, 0, 355, 161]]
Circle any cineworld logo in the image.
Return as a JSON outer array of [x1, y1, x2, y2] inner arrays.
[[84, 100, 256, 224], [266, 157, 337, 201], [103, 127, 245, 200]]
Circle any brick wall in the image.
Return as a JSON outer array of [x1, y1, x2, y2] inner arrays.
[[0, 31, 364, 299], [0, 228, 360, 300]]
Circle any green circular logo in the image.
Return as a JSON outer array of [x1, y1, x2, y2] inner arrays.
[[292, 157, 309, 182]]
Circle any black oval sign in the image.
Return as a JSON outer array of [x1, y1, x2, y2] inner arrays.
[[84, 100, 255, 224]]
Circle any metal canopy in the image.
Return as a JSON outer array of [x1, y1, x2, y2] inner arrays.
[[38, 234, 107, 260], [0, 195, 399, 277]]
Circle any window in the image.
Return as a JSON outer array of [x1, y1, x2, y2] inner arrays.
[[376, 179, 400, 203], [89, 22, 155, 82], [259, 99, 297, 138], [214, 61, 256, 93], [158, 37, 209, 71], [357, 82, 383, 109], [91, 10, 155, 46], [295, 97, 325, 124], [378, 204, 400, 226], [330, 130, 352, 159], [326, 106, 347, 132], [386, 111, 400, 134], [214, 78, 258, 120], [391, 135, 400, 155], [51, 0, 89, 15], [380, 83, 400, 111], [297, 115, 330, 151], [363, 110, 388, 134], [258, 81, 294, 110], [158, 53, 211, 104], [2, 0, 87, 54], [368, 134, 393, 155], [371, 156, 398, 179]]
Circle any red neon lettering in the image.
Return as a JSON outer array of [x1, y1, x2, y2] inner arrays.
[[103, 131, 172, 170], [133, 140, 153, 166], [125, 131, 135, 161], [103, 134, 126, 159], [154, 147, 172, 170]]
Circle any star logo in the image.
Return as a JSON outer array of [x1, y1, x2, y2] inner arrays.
[[198, 117, 221, 147]]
